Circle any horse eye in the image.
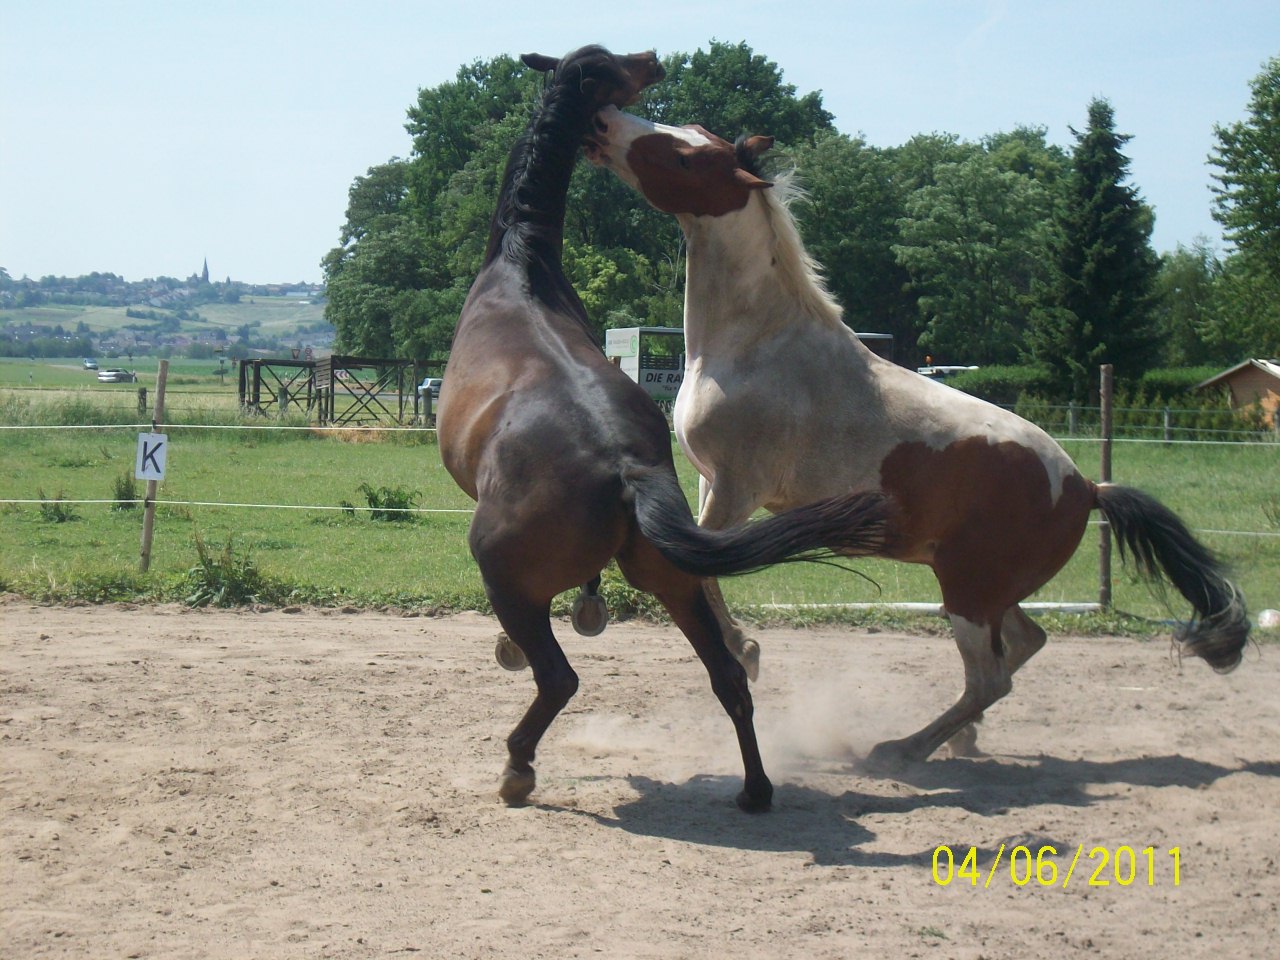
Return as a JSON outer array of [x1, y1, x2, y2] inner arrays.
[[677, 154, 691, 169]]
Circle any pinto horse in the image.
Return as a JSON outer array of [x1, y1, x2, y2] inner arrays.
[[437, 46, 893, 811], [587, 105, 1250, 769]]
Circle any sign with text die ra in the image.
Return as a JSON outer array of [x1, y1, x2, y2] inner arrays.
[[135, 432, 168, 481]]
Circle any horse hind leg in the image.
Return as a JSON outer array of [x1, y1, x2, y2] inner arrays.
[[485, 585, 579, 805], [617, 543, 772, 811], [866, 612, 1011, 772], [943, 605, 1047, 758]]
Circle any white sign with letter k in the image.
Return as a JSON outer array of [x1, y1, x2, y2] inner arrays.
[[135, 432, 168, 481]]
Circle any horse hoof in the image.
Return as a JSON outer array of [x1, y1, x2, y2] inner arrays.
[[571, 594, 609, 637], [944, 723, 983, 758], [499, 765, 536, 806], [735, 780, 773, 814], [862, 739, 919, 776], [494, 634, 529, 671], [737, 638, 761, 682]]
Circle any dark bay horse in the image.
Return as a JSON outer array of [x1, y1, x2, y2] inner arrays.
[[587, 105, 1250, 770], [437, 46, 892, 811]]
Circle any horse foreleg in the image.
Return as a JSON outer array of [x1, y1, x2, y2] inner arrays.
[[697, 476, 762, 680], [703, 578, 760, 681], [485, 586, 579, 806], [865, 613, 1011, 772]]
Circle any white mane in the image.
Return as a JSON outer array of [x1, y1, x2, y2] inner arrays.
[[756, 172, 846, 330]]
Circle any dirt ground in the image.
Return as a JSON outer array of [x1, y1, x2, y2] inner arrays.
[[2, 601, 1277, 959]]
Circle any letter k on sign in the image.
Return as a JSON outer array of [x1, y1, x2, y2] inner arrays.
[[135, 432, 168, 481]]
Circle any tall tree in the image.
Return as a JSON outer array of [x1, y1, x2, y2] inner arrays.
[[791, 132, 919, 361], [1207, 56, 1280, 357], [650, 41, 833, 145], [1025, 99, 1160, 402], [1151, 239, 1226, 366], [893, 153, 1052, 365]]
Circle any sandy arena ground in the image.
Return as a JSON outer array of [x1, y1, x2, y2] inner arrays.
[[2, 601, 1278, 958]]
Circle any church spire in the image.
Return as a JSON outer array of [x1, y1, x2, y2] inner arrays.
[[201, 257, 210, 284]]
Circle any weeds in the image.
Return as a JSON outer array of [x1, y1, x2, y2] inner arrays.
[[185, 531, 267, 607], [356, 482, 421, 521], [112, 470, 139, 510], [37, 489, 78, 523]]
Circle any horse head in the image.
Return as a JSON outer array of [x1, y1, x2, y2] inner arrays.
[[587, 106, 773, 217], [521, 46, 664, 110]]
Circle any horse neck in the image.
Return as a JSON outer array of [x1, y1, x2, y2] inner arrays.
[[680, 191, 845, 359], [484, 86, 590, 271]]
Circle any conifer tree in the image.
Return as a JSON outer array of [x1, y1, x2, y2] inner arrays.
[[1026, 99, 1159, 402]]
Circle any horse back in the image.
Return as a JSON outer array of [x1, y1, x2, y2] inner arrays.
[[441, 263, 674, 506]]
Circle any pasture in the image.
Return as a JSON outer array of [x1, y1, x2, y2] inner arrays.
[[0, 374, 1276, 621], [1, 296, 327, 339]]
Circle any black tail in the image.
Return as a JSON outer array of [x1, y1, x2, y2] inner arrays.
[[1095, 483, 1249, 673], [623, 466, 890, 579]]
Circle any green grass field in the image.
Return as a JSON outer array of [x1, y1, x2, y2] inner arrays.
[[1, 383, 1276, 628]]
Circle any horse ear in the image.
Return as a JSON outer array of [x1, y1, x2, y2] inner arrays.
[[734, 168, 774, 190], [742, 135, 775, 161], [521, 53, 559, 73]]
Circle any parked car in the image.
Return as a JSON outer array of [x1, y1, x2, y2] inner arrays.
[[419, 377, 443, 401], [97, 368, 138, 383], [83, 358, 98, 369], [917, 364, 979, 380]]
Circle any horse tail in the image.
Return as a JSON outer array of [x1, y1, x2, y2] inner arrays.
[[1095, 483, 1249, 672], [623, 466, 890, 578]]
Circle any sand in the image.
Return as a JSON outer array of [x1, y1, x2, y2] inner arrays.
[[3, 601, 1277, 958]]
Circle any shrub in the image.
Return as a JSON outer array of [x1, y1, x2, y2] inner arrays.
[[185, 532, 266, 607], [356, 482, 421, 521], [1137, 366, 1221, 401], [111, 470, 139, 510], [947, 365, 1052, 405], [37, 489, 78, 523]]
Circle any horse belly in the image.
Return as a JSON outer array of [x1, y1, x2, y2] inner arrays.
[[879, 436, 1095, 616]]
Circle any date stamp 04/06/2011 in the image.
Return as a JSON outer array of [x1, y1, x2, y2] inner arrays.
[[932, 844, 1183, 889]]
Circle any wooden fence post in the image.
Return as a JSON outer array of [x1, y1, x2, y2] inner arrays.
[[1098, 364, 1113, 610], [139, 360, 169, 573]]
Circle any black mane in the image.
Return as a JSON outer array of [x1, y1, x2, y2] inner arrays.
[[486, 46, 631, 278]]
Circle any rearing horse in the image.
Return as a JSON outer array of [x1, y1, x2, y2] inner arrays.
[[437, 46, 892, 811], [587, 105, 1250, 769]]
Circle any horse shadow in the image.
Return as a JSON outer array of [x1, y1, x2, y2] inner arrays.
[[562, 755, 1280, 868]]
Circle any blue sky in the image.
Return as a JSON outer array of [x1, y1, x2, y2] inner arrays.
[[2, 1, 1275, 284]]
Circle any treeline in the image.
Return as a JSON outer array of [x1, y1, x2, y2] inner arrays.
[[0, 335, 95, 359], [323, 43, 1280, 403], [0, 270, 322, 309]]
